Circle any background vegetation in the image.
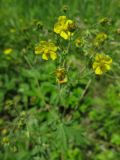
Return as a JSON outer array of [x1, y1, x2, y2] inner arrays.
[[0, 0, 120, 159]]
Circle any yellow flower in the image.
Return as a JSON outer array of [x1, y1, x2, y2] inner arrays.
[[35, 41, 57, 60], [93, 32, 107, 47], [2, 137, 9, 145], [54, 16, 75, 40], [3, 48, 13, 55], [92, 53, 112, 75], [75, 38, 84, 48], [56, 68, 68, 84]]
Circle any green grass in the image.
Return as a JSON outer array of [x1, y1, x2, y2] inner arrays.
[[0, 0, 120, 160]]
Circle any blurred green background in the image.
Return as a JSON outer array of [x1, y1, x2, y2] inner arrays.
[[0, 0, 120, 160]]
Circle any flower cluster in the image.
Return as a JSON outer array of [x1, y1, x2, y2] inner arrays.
[[34, 15, 113, 84], [35, 41, 58, 60]]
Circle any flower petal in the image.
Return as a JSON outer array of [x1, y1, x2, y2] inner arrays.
[[92, 62, 99, 70], [104, 56, 112, 64], [95, 67, 103, 75], [60, 31, 69, 40], [54, 23, 62, 34], [104, 64, 111, 70], [58, 16, 67, 22], [35, 46, 43, 54], [42, 53, 49, 60], [50, 51, 57, 60]]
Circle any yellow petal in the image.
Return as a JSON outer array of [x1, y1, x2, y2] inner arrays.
[[95, 54, 103, 61], [3, 48, 13, 55], [54, 23, 61, 34], [42, 53, 49, 60], [57, 77, 68, 84], [49, 43, 57, 51], [60, 31, 69, 40], [50, 51, 57, 60], [104, 64, 111, 70], [92, 62, 99, 70], [66, 19, 73, 26], [52, 46, 57, 52], [95, 67, 103, 75], [40, 41, 47, 46], [35, 46, 43, 54], [58, 16, 67, 22], [104, 56, 112, 64]]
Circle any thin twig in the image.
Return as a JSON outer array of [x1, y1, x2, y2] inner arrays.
[[75, 79, 92, 110], [80, 79, 92, 101]]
